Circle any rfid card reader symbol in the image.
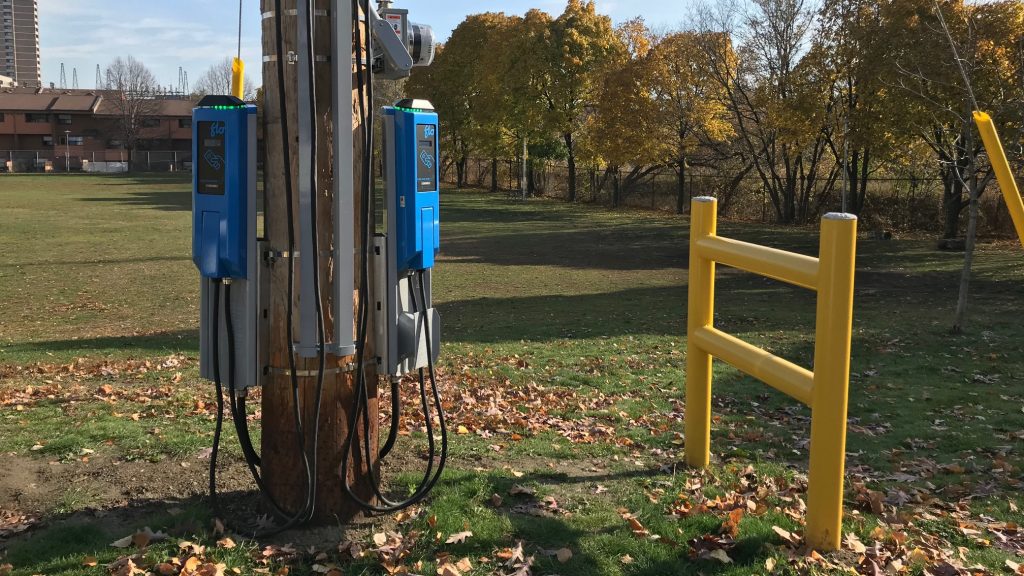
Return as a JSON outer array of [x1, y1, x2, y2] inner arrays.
[[204, 149, 225, 171], [419, 149, 433, 169]]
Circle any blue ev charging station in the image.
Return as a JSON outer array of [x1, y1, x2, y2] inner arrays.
[[193, 95, 263, 393], [192, 1, 443, 531], [376, 100, 441, 377]]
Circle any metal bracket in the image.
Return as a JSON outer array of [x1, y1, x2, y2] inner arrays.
[[262, 9, 329, 18], [266, 360, 368, 377]]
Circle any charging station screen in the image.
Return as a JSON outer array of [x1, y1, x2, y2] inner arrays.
[[197, 121, 226, 195], [416, 124, 437, 192]]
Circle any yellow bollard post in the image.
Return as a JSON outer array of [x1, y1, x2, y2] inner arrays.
[[231, 57, 245, 100], [974, 111, 1024, 249], [685, 197, 718, 468], [805, 212, 857, 551]]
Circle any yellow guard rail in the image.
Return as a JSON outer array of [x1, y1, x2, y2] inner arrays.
[[685, 197, 857, 551], [974, 111, 1024, 249]]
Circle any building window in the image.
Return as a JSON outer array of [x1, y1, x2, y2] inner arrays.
[[25, 112, 47, 123], [141, 118, 160, 128], [61, 136, 84, 146], [0, 112, 5, 122], [57, 114, 71, 125], [178, 118, 191, 129], [41, 135, 52, 146]]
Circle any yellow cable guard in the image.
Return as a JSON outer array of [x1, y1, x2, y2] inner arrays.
[[973, 111, 1024, 249], [231, 57, 246, 100], [684, 197, 857, 552]]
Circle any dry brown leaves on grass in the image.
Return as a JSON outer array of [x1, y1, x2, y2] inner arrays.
[[0, 355, 196, 411], [0, 510, 37, 539]]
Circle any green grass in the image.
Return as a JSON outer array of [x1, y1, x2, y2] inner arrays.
[[1, 174, 1023, 575]]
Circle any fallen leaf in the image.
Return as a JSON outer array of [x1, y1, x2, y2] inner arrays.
[[373, 532, 388, 547], [436, 562, 462, 576], [455, 557, 473, 572], [83, 557, 98, 567], [456, 425, 470, 435], [184, 557, 202, 573], [765, 557, 776, 571], [772, 526, 800, 547], [446, 531, 473, 545], [509, 484, 535, 496], [620, 554, 633, 564], [844, 532, 866, 554], [491, 493, 503, 507], [703, 548, 733, 564], [217, 537, 236, 549], [555, 548, 573, 563], [0, 564, 10, 576]]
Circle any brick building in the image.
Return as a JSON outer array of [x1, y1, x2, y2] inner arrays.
[[0, 86, 193, 171], [0, 0, 40, 88]]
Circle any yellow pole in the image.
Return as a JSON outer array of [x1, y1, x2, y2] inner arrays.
[[685, 197, 717, 468], [805, 212, 857, 551], [974, 111, 1024, 249], [231, 57, 246, 100]]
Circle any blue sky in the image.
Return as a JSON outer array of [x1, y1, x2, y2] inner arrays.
[[39, 0, 693, 90]]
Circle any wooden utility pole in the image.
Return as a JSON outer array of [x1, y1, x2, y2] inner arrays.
[[260, 0, 377, 522]]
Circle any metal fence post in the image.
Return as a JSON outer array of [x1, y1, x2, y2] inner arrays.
[[685, 197, 717, 468], [805, 212, 857, 551]]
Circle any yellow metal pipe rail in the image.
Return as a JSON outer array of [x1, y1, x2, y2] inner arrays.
[[696, 235, 819, 290], [691, 326, 814, 406], [974, 111, 1024, 249], [685, 196, 857, 552], [231, 58, 246, 100]]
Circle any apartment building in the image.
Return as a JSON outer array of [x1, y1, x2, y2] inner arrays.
[[0, 0, 40, 88], [0, 87, 193, 171]]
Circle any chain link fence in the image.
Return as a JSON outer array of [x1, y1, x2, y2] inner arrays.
[[0, 150, 192, 173], [441, 157, 1020, 236]]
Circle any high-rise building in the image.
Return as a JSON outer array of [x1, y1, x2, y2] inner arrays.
[[0, 0, 40, 88]]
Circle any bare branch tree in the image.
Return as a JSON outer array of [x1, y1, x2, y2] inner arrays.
[[193, 56, 257, 100], [104, 56, 160, 168]]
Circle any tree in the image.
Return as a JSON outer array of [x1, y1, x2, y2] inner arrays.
[[537, 0, 625, 202], [697, 0, 839, 224], [812, 0, 901, 216], [644, 30, 735, 213], [193, 56, 257, 100], [880, 0, 1024, 241], [878, 0, 1024, 332], [408, 41, 473, 188], [104, 56, 160, 168], [586, 19, 664, 207]]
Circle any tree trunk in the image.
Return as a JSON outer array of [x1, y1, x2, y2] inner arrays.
[[526, 159, 535, 196], [612, 166, 620, 208], [564, 132, 576, 202], [942, 171, 964, 239], [676, 159, 687, 215], [260, 0, 376, 522], [456, 155, 466, 189], [952, 169, 981, 333], [490, 158, 498, 192]]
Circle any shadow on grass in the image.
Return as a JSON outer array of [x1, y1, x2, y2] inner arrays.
[[5, 330, 198, 358], [80, 189, 192, 212], [439, 285, 685, 343], [0, 256, 191, 269]]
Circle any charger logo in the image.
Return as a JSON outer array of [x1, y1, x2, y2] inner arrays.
[[423, 125, 435, 138], [209, 122, 227, 138], [419, 150, 433, 169], [204, 149, 224, 170]]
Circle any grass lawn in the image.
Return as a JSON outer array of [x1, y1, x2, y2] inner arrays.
[[0, 173, 1022, 576]]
